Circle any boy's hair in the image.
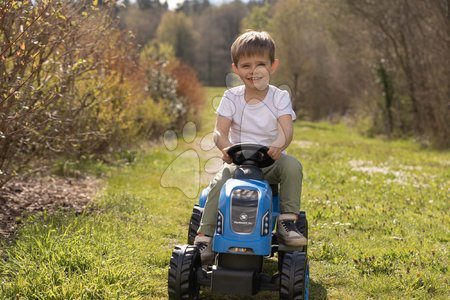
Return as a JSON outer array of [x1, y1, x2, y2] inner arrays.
[[231, 30, 275, 65]]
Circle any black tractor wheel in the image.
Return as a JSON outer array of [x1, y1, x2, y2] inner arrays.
[[296, 211, 308, 238], [296, 211, 308, 252], [271, 233, 279, 257], [279, 251, 309, 300], [168, 245, 201, 300], [187, 205, 203, 245]]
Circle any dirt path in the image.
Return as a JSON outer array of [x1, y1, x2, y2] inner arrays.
[[0, 133, 220, 241], [0, 175, 101, 240]]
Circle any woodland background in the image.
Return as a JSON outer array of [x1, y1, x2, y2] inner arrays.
[[0, 1, 449, 298], [1, 0, 449, 186]]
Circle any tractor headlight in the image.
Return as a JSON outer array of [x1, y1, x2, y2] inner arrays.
[[261, 210, 270, 236], [217, 210, 224, 234]]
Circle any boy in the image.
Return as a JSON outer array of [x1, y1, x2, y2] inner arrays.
[[194, 30, 307, 264]]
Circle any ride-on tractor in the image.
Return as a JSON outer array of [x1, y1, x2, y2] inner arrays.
[[168, 143, 309, 299]]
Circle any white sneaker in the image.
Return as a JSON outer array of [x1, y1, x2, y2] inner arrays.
[[277, 213, 308, 247]]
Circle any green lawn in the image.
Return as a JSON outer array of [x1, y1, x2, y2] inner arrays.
[[0, 87, 449, 299]]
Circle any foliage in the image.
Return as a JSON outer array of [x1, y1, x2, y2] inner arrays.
[[116, 0, 449, 147], [193, 1, 249, 85], [140, 42, 186, 129], [343, 0, 450, 147], [271, 0, 353, 119], [263, 0, 450, 147], [375, 61, 395, 137], [171, 61, 206, 126], [137, 0, 166, 10], [117, 0, 168, 45], [118, 0, 249, 85], [175, 0, 211, 15], [241, 1, 272, 32], [0, 0, 114, 185], [0, 88, 449, 299], [0, 0, 202, 187], [156, 11, 198, 66], [140, 42, 206, 130]]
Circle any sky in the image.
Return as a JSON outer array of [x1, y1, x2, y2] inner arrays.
[[161, 0, 233, 10], [165, 0, 189, 10], [129, 1, 237, 11]]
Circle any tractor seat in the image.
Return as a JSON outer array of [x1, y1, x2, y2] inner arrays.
[[233, 165, 263, 180]]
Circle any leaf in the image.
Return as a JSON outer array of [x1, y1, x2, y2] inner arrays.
[[57, 12, 66, 21]]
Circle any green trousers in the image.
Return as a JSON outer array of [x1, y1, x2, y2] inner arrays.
[[198, 154, 303, 236]]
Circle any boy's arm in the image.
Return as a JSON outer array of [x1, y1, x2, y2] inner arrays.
[[213, 115, 233, 163], [268, 114, 294, 160]]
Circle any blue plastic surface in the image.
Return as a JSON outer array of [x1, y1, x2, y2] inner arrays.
[[198, 186, 210, 208], [212, 178, 275, 256]]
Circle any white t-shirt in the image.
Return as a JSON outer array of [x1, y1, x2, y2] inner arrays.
[[216, 85, 296, 147]]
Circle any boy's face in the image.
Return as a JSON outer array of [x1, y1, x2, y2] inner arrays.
[[232, 53, 279, 91]]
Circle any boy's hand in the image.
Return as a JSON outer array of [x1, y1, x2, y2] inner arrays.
[[221, 146, 233, 164], [268, 146, 283, 160]]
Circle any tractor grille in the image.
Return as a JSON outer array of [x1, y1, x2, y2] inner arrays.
[[231, 189, 259, 233]]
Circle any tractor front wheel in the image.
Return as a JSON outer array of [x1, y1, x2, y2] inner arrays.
[[168, 244, 201, 300]]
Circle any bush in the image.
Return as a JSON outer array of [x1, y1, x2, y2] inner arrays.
[[0, 1, 202, 187], [171, 61, 206, 127]]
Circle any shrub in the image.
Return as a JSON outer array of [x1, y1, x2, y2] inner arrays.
[[0, 1, 188, 187], [139, 43, 183, 127], [171, 61, 206, 127]]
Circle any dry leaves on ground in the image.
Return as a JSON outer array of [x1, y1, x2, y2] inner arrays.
[[0, 175, 101, 240]]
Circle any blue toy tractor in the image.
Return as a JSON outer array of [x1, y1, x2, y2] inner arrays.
[[168, 143, 309, 299]]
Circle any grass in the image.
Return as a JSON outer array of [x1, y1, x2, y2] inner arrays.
[[1, 87, 449, 299]]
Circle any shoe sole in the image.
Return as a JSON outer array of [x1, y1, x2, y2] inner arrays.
[[278, 235, 308, 247]]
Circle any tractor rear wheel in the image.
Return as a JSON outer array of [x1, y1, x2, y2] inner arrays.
[[168, 245, 201, 300], [296, 211, 308, 252], [188, 205, 203, 245], [296, 211, 308, 239]]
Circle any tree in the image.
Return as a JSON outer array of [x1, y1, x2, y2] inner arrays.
[[176, 0, 210, 15], [345, 0, 450, 146], [137, 0, 164, 10], [117, 1, 168, 46], [241, 0, 272, 31], [0, 0, 119, 185], [271, 0, 352, 119], [194, 0, 248, 85], [0, 0, 178, 188], [156, 11, 199, 66]]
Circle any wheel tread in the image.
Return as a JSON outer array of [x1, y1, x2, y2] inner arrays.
[[187, 206, 203, 245], [279, 251, 308, 300], [168, 245, 201, 299]]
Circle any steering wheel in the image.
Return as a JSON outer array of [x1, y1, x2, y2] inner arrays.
[[227, 143, 275, 168]]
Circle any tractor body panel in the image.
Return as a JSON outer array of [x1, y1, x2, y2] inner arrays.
[[213, 178, 273, 256], [198, 186, 210, 208]]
